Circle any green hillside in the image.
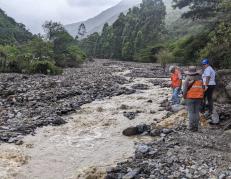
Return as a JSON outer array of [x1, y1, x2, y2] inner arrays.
[[0, 9, 33, 45], [79, 0, 231, 69], [0, 9, 86, 74]]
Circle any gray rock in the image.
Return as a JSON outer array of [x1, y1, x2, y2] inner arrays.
[[136, 144, 149, 154], [137, 124, 150, 133], [150, 129, 161, 137], [131, 84, 149, 90], [219, 174, 226, 179], [123, 127, 140, 136], [123, 168, 141, 179], [162, 128, 173, 135], [122, 124, 150, 136], [123, 112, 137, 120], [150, 110, 156, 114]]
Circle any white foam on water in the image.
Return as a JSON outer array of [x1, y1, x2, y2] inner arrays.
[[0, 70, 170, 179]]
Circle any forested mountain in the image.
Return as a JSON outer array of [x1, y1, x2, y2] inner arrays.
[[0, 9, 86, 74], [65, 0, 142, 38], [65, 0, 185, 39], [78, 0, 231, 68], [0, 9, 33, 45], [79, 0, 166, 62]]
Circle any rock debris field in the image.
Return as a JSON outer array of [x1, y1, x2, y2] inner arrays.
[[0, 59, 230, 179]]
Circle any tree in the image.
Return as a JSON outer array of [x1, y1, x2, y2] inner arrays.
[[42, 21, 66, 41], [199, 22, 231, 68], [97, 23, 113, 58], [79, 0, 166, 61], [79, 32, 100, 57], [0, 8, 32, 45], [157, 49, 174, 66], [43, 21, 86, 68], [78, 23, 87, 37], [134, 31, 143, 54], [20, 37, 54, 61], [111, 13, 126, 59], [173, 0, 220, 19], [172, 0, 231, 68]]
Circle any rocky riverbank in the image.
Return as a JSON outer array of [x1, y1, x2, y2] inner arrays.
[[106, 118, 231, 179], [105, 66, 231, 179], [0, 60, 230, 179], [0, 60, 169, 144], [0, 60, 172, 179], [0, 60, 136, 143]]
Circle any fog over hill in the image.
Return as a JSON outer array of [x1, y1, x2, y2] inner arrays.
[[65, 0, 185, 38], [65, 0, 141, 38]]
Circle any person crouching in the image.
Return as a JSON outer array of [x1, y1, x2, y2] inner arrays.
[[183, 66, 204, 132]]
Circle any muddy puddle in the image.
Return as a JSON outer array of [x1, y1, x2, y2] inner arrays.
[[0, 70, 171, 179]]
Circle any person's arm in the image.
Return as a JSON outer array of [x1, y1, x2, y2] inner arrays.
[[177, 69, 183, 88], [182, 77, 189, 98], [203, 70, 211, 90], [205, 76, 211, 86], [179, 79, 182, 89]]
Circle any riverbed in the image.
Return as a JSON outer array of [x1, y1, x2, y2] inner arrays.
[[0, 61, 171, 179]]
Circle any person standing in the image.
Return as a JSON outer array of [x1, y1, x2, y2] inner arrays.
[[169, 66, 182, 105], [183, 66, 204, 132], [201, 59, 216, 116]]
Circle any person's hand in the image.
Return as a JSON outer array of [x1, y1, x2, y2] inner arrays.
[[204, 86, 208, 91]]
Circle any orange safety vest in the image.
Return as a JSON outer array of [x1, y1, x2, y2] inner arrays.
[[171, 69, 181, 88], [186, 80, 204, 99]]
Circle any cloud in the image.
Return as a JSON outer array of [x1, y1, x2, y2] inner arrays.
[[67, 0, 119, 7], [0, 0, 121, 34]]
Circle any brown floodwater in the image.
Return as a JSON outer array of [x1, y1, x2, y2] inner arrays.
[[0, 70, 170, 179]]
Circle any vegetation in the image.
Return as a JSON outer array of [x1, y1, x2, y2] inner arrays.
[[79, 0, 231, 69], [79, 0, 166, 62], [167, 0, 231, 68], [43, 21, 86, 68], [0, 0, 230, 73], [0, 9, 33, 45], [0, 10, 86, 75]]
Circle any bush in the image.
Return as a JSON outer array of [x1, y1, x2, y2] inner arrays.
[[0, 45, 21, 72], [169, 33, 209, 65], [0, 58, 21, 72], [199, 22, 231, 68], [156, 49, 174, 66], [134, 45, 164, 63], [66, 45, 86, 62], [29, 60, 63, 75], [55, 45, 86, 68]]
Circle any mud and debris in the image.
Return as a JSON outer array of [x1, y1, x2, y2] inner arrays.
[[0, 59, 230, 179]]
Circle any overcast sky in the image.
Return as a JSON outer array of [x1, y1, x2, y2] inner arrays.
[[0, 0, 121, 34]]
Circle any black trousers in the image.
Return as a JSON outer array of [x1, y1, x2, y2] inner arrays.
[[203, 85, 216, 114]]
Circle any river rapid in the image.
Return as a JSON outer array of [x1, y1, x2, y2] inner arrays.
[[0, 61, 171, 179]]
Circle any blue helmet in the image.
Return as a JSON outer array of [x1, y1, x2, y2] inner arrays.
[[202, 58, 209, 65]]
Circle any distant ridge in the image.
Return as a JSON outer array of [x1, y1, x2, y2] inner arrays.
[[65, 0, 185, 38], [64, 0, 142, 38]]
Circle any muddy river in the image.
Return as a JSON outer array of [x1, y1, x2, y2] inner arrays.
[[0, 70, 170, 179]]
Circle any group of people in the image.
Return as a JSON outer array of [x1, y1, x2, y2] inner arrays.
[[169, 59, 216, 132]]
